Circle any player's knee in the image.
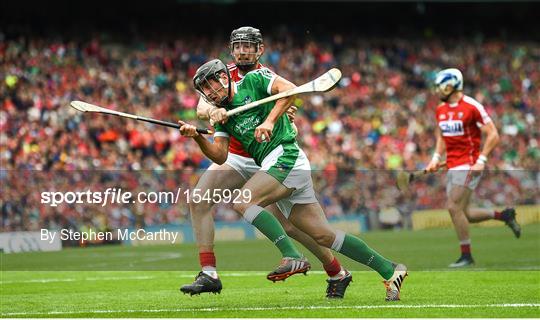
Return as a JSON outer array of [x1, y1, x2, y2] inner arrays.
[[281, 222, 299, 239], [312, 232, 334, 248], [233, 201, 251, 215], [447, 201, 461, 215], [233, 193, 266, 215]]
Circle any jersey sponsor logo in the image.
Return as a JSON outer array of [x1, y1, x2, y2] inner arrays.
[[439, 120, 464, 136], [234, 114, 262, 135]]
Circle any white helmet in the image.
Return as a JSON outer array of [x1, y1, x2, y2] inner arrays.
[[434, 68, 463, 96]]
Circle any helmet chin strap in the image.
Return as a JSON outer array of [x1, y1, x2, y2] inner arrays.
[[217, 77, 231, 107], [218, 78, 228, 89]]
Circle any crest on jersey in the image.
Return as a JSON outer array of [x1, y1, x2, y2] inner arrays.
[[243, 96, 253, 104], [439, 114, 446, 120], [458, 112, 464, 119]]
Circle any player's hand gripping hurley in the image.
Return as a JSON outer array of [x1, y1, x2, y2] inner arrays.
[[70, 101, 213, 134], [210, 68, 342, 125], [396, 162, 447, 192]]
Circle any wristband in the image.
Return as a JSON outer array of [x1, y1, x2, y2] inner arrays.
[[476, 155, 488, 164], [432, 153, 441, 161]]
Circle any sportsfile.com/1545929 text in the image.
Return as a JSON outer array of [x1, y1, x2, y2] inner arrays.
[[40, 188, 252, 207]]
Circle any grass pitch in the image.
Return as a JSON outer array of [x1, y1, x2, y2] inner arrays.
[[1, 224, 539, 317]]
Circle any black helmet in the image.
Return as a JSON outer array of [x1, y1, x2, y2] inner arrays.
[[193, 59, 231, 107], [230, 26, 263, 71], [230, 26, 263, 45]]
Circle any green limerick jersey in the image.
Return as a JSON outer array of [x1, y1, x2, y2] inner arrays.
[[214, 68, 297, 166]]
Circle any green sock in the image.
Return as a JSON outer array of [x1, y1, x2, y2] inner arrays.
[[251, 210, 302, 259], [339, 234, 395, 279]]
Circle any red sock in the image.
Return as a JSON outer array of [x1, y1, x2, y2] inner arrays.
[[323, 257, 342, 277], [199, 251, 216, 268], [460, 243, 471, 255], [494, 210, 503, 220]]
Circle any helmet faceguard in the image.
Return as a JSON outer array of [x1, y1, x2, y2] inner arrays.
[[193, 59, 231, 107], [229, 26, 263, 72]]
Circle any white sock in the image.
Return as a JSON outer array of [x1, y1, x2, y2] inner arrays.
[[329, 268, 347, 280], [202, 266, 218, 279], [244, 205, 264, 224], [330, 230, 345, 251]]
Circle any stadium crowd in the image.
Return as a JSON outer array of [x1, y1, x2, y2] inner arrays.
[[1, 31, 539, 232]]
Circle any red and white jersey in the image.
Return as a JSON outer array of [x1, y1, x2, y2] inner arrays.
[[226, 62, 269, 158], [436, 95, 492, 169]]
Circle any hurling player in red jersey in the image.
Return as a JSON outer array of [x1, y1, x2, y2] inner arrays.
[[425, 68, 521, 268], [181, 27, 351, 298]]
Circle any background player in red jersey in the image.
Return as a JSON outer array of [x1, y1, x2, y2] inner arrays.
[[181, 27, 351, 298], [425, 68, 522, 268]]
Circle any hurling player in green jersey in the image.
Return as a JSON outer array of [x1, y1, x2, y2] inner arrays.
[[179, 59, 408, 301], [181, 27, 352, 299]]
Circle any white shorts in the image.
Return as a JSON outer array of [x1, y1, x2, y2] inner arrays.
[[260, 144, 318, 218], [212, 152, 296, 217], [222, 152, 260, 181], [446, 164, 483, 196]]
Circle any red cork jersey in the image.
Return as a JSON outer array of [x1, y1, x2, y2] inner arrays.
[[436, 95, 492, 168]]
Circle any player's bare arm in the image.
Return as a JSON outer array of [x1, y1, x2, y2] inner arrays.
[[254, 76, 296, 143], [426, 127, 446, 172], [471, 121, 500, 172], [178, 120, 229, 164]]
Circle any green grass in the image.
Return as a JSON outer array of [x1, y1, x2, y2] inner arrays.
[[1, 224, 539, 317], [3, 224, 539, 271]]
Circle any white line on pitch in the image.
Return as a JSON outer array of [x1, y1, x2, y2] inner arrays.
[[2, 303, 539, 316], [2, 269, 535, 285], [0, 271, 285, 284], [0, 275, 155, 284]]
